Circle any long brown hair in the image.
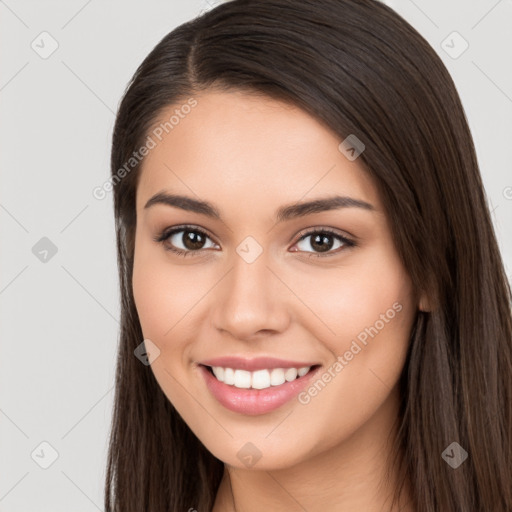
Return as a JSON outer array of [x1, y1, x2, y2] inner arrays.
[[105, 1, 512, 510]]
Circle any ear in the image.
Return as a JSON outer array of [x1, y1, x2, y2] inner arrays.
[[418, 291, 431, 312]]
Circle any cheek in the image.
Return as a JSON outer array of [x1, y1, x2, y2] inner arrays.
[[132, 242, 202, 341], [293, 244, 414, 349], [132, 245, 200, 408], [132, 254, 169, 338], [280, 251, 415, 452]]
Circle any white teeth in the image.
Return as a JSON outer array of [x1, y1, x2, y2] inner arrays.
[[284, 368, 298, 381], [210, 365, 312, 389], [298, 366, 310, 377], [223, 367, 235, 385], [251, 369, 271, 389], [270, 368, 286, 386], [212, 366, 224, 381], [233, 369, 251, 388]]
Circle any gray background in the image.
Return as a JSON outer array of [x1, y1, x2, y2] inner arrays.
[[1, 0, 511, 510]]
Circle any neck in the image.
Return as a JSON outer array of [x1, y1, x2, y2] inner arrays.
[[212, 385, 414, 512]]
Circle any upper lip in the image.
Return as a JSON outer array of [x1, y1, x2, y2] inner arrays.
[[199, 356, 320, 372]]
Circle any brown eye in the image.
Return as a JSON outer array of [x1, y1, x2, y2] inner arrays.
[[177, 230, 208, 250], [155, 226, 218, 256], [292, 228, 355, 257]]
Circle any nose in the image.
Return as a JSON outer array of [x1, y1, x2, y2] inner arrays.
[[211, 249, 291, 341]]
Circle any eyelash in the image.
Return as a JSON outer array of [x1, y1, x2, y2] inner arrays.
[[153, 224, 356, 258]]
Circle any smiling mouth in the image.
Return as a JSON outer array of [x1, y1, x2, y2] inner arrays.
[[201, 364, 321, 390]]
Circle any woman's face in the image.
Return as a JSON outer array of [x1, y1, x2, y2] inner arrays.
[[132, 89, 422, 470]]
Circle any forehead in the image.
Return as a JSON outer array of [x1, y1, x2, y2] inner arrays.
[[135, 90, 380, 215]]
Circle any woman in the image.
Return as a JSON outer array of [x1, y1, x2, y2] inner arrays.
[[105, 0, 512, 510]]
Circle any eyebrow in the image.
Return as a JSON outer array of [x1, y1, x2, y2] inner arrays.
[[144, 191, 375, 222]]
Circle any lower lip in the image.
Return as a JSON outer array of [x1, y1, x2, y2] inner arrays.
[[199, 364, 321, 415]]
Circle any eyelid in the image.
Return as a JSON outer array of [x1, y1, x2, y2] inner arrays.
[[295, 226, 354, 242], [154, 224, 217, 244]]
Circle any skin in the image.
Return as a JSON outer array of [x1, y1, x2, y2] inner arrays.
[[132, 89, 429, 511]]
